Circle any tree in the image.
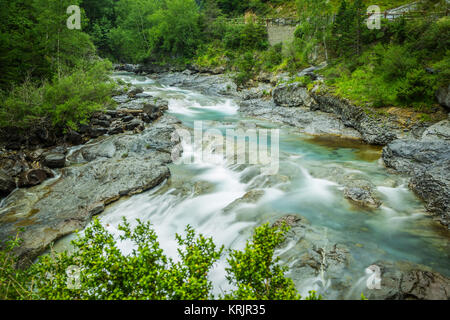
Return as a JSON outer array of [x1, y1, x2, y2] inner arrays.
[[80, 0, 117, 57], [296, 0, 333, 61], [330, 0, 365, 58], [148, 0, 202, 60], [32, 0, 95, 79]]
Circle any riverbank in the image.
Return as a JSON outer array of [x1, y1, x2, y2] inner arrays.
[[0, 82, 184, 266]]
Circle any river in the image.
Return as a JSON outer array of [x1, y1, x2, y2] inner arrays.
[[55, 72, 450, 299]]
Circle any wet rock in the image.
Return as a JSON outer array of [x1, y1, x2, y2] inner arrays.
[[108, 126, 124, 135], [0, 155, 29, 177], [89, 126, 109, 138], [383, 139, 450, 227], [43, 153, 66, 168], [278, 214, 352, 297], [112, 94, 130, 104], [91, 119, 111, 128], [409, 162, 450, 226], [65, 130, 83, 145], [311, 93, 397, 145], [122, 115, 134, 122], [0, 115, 181, 266], [223, 190, 265, 213], [135, 93, 152, 99], [344, 187, 382, 209], [292, 244, 350, 284], [18, 169, 53, 188], [27, 149, 45, 162], [422, 119, 450, 141], [383, 139, 450, 175], [272, 82, 315, 108], [143, 98, 169, 120], [0, 170, 16, 197], [364, 261, 450, 300], [127, 86, 144, 98], [80, 141, 116, 162], [125, 119, 143, 131], [272, 214, 302, 228], [106, 110, 119, 118]]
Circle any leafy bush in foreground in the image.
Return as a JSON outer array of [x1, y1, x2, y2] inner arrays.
[[0, 219, 321, 300]]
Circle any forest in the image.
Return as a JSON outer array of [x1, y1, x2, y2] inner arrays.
[[0, 0, 448, 131]]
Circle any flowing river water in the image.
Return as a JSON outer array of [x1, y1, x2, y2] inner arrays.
[[55, 72, 450, 299]]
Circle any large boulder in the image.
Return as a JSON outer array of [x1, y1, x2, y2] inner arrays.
[[382, 139, 450, 174], [17, 169, 53, 188], [239, 100, 362, 140], [363, 260, 450, 300], [155, 72, 238, 97], [272, 82, 315, 108], [409, 162, 450, 226], [383, 139, 450, 226], [311, 93, 397, 145], [43, 153, 66, 168], [422, 119, 450, 141]]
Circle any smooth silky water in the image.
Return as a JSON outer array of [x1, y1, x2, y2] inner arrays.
[[54, 72, 450, 299]]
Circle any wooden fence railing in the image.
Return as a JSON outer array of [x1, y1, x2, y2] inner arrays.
[[227, 9, 449, 26]]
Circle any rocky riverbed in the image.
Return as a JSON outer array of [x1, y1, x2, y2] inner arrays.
[[1, 66, 449, 299], [0, 84, 183, 266], [145, 67, 449, 230]]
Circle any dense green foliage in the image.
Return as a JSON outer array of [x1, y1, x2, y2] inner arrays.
[[0, 0, 116, 131], [0, 219, 320, 300], [322, 14, 450, 109], [0, 60, 116, 131], [225, 223, 301, 299], [0, 0, 95, 91]]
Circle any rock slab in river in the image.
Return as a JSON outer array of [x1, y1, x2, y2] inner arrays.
[[0, 115, 182, 266], [383, 138, 450, 226], [365, 260, 450, 300]]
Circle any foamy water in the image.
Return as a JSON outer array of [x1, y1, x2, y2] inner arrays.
[[53, 72, 450, 299]]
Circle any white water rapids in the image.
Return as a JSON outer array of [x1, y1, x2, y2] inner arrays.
[[53, 72, 450, 299]]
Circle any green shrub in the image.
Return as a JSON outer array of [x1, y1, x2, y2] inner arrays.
[[375, 44, 418, 82], [223, 22, 268, 52], [261, 43, 283, 71], [224, 222, 302, 300], [396, 68, 437, 107], [0, 235, 33, 300], [234, 51, 257, 86], [0, 218, 321, 300], [0, 60, 116, 131]]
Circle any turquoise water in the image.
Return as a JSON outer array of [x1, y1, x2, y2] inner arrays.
[[56, 72, 449, 299]]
